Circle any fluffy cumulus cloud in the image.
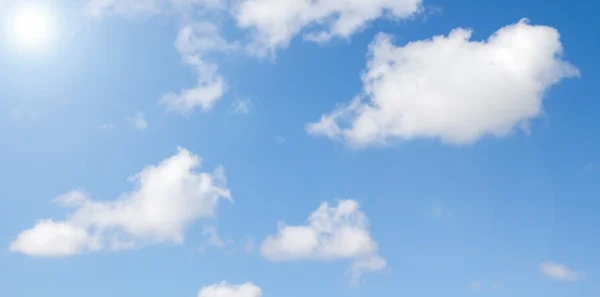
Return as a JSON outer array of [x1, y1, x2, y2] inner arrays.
[[10, 147, 232, 257], [234, 0, 423, 56], [540, 262, 584, 282], [307, 19, 580, 147], [198, 282, 262, 297], [261, 200, 386, 285], [159, 22, 237, 115]]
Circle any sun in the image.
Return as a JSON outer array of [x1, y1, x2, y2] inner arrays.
[[7, 4, 55, 50]]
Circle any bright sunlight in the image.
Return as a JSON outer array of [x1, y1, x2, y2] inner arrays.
[[6, 4, 55, 50]]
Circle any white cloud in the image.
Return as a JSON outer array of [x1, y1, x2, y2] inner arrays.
[[84, 2, 233, 115], [198, 282, 262, 297], [9, 109, 47, 120], [128, 111, 148, 130], [9, 220, 101, 257], [85, 0, 224, 18], [261, 200, 386, 284], [234, 0, 423, 56], [471, 281, 504, 290], [99, 123, 116, 130], [159, 23, 236, 115], [86, 0, 163, 17], [491, 282, 504, 289], [199, 226, 234, 251], [230, 99, 253, 115], [540, 262, 583, 282], [347, 254, 387, 286], [307, 19, 579, 147], [10, 147, 232, 257]]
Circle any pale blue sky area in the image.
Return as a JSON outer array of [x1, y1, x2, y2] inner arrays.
[[0, 0, 598, 297]]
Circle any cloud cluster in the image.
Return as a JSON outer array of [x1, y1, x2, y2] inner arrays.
[[198, 282, 262, 297], [85, 0, 425, 113], [10, 148, 232, 257], [234, 0, 423, 56], [9, 0, 584, 292], [307, 19, 579, 147], [261, 200, 386, 285]]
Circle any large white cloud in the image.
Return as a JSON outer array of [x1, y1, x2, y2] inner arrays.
[[261, 200, 386, 285], [10, 147, 232, 257], [234, 0, 422, 56], [198, 282, 262, 297], [307, 19, 580, 147]]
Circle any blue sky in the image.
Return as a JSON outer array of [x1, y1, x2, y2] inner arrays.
[[1, 0, 598, 296]]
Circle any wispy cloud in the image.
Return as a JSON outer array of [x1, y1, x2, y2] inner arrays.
[[230, 99, 253, 115], [127, 111, 148, 130], [10, 109, 47, 119], [199, 226, 234, 252], [540, 262, 583, 282], [471, 281, 504, 290], [99, 123, 116, 131], [491, 282, 504, 289]]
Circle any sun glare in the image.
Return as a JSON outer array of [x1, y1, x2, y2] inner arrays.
[[7, 5, 55, 50]]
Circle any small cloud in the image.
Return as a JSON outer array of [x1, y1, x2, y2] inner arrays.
[[230, 99, 253, 115], [275, 136, 286, 144], [197, 282, 262, 297], [199, 226, 234, 252], [471, 281, 482, 290], [491, 282, 504, 289], [260, 200, 386, 285], [540, 262, 583, 282], [99, 123, 116, 131], [127, 111, 148, 130], [9, 109, 46, 119]]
